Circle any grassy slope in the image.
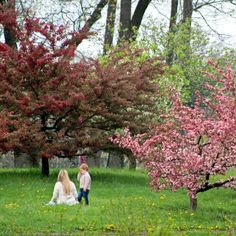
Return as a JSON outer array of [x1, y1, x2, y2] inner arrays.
[[0, 168, 235, 235]]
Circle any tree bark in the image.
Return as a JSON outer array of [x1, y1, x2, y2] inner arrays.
[[76, 0, 109, 46], [130, 0, 151, 41], [189, 197, 197, 211], [183, 0, 193, 23], [103, 0, 117, 54], [118, 0, 131, 43], [182, 0, 193, 48], [42, 158, 49, 176], [106, 151, 124, 167], [118, 0, 151, 43], [1, 0, 17, 48], [128, 154, 136, 170], [30, 154, 39, 167], [181, 0, 193, 87], [4, 26, 17, 48], [166, 0, 178, 65]]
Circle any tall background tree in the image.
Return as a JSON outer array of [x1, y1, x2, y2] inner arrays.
[[8, 0, 236, 52], [103, 0, 117, 54]]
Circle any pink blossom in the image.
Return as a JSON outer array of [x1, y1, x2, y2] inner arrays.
[[112, 64, 236, 199]]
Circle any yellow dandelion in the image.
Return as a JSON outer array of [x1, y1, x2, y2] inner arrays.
[[106, 224, 116, 231], [5, 202, 19, 209]]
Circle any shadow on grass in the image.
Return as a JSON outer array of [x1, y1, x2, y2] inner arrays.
[[91, 169, 148, 186], [0, 168, 58, 181], [0, 167, 148, 186]]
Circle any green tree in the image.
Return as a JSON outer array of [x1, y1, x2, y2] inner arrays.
[[140, 21, 214, 104]]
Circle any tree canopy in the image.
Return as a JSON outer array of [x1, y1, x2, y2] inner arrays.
[[0, 9, 164, 175]]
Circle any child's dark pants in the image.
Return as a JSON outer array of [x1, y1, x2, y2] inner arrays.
[[78, 188, 89, 205]]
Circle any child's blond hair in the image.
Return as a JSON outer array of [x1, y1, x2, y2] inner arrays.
[[80, 163, 89, 171]]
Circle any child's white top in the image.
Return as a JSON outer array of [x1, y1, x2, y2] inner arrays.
[[77, 172, 91, 190], [50, 181, 78, 205]]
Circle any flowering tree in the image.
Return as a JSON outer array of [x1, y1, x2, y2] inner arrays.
[[112, 63, 236, 210], [0, 7, 164, 175]]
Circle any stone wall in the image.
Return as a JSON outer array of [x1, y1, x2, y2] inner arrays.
[[0, 151, 132, 168], [0, 152, 41, 168], [0, 152, 14, 168]]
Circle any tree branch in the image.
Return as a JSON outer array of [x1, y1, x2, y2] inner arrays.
[[130, 0, 152, 40], [76, 0, 109, 46], [197, 177, 235, 193]]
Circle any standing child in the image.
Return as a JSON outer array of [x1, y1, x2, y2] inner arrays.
[[77, 163, 91, 205]]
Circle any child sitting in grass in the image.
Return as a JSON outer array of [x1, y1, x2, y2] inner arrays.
[[77, 163, 91, 205], [47, 169, 78, 205]]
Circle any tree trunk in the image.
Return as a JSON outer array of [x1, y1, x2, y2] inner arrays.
[[4, 26, 17, 48], [41, 158, 49, 176], [129, 0, 151, 41], [30, 154, 39, 167], [27, 150, 40, 167], [1, 0, 17, 48], [118, 0, 131, 43], [189, 197, 197, 211], [128, 154, 136, 170], [183, 0, 193, 24], [103, 0, 117, 54], [166, 0, 178, 65], [118, 0, 151, 43], [181, 0, 193, 85], [106, 151, 124, 168], [76, 0, 109, 46], [182, 0, 193, 49], [169, 0, 178, 30]]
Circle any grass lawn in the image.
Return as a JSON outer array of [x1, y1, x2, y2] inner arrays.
[[0, 168, 235, 235]]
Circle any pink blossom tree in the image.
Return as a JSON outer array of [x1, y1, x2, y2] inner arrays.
[[112, 62, 236, 210]]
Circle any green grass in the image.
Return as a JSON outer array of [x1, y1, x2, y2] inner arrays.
[[0, 168, 235, 235]]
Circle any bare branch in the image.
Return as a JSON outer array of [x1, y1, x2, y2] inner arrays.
[[197, 9, 227, 37]]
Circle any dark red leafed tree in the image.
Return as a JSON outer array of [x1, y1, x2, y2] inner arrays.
[[0, 8, 164, 176], [112, 63, 236, 210]]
